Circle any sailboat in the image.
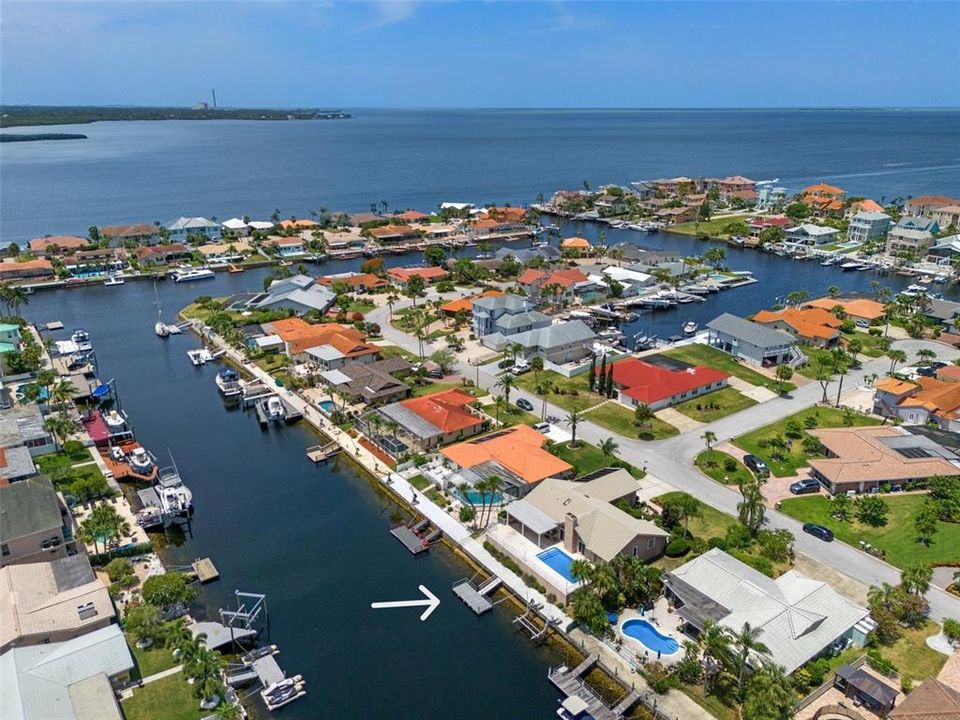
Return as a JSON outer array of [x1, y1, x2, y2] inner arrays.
[[154, 282, 169, 337]]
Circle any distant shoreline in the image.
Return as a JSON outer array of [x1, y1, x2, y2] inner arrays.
[[0, 132, 88, 143], [0, 105, 351, 128]]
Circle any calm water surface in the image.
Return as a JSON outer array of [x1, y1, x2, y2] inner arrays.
[[3, 108, 959, 242]]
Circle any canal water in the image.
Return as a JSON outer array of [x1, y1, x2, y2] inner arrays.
[[20, 232, 958, 718]]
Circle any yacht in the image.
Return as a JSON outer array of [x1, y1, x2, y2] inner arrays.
[[840, 261, 865, 271], [682, 321, 699, 336], [265, 395, 286, 422], [103, 410, 127, 432], [170, 267, 215, 283], [128, 447, 156, 477], [216, 367, 242, 397], [71, 329, 93, 352], [154, 466, 193, 516], [103, 275, 125, 287]]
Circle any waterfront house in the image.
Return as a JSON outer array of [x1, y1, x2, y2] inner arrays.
[[748, 216, 792, 238], [0, 323, 23, 379], [550, 190, 587, 208], [887, 678, 960, 719], [713, 175, 757, 201], [387, 266, 449, 284], [0, 624, 134, 720], [276, 219, 318, 231], [472, 293, 550, 338], [904, 195, 960, 219], [847, 211, 892, 245], [873, 375, 960, 431], [0, 554, 115, 653], [489, 468, 669, 603], [755, 186, 788, 212], [135, 243, 189, 266], [650, 177, 696, 196], [806, 425, 960, 495], [752, 307, 841, 348], [367, 224, 421, 244], [362, 389, 486, 456], [264, 318, 379, 366], [656, 206, 697, 224], [628, 181, 657, 200], [803, 297, 885, 324], [63, 248, 126, 276], [0, 446, 37, 484], [600, 357, 728, 410], [601, 265, 656, 290], [349, 212, 382, 226], [263, 235, 306, 257], [487, 320, 595, 364], [99, 223, 160, 246], [439, 290, 504, 317], [486, 207, 528, 224], [395, 210, 430, 223], [802, 183, 846, 217], [593, 194, 626, 213], [318, 357, 411, 406], [422, 224, 456, 241], [252, 274, 335, 316], [440, 425, 574, 498], [493, 245, 561, 264], [0, 259, 54, 281], [844, 198, 885, 218], [926, 235, 960, 265], [517, 268, 591, 306], [165, 216, 221, 243], [933, 204, 960, 230], [0, 477, 74, 567], [318, 272, 390, 293], [0, 404, 56, 457], [886, 217, 940, 256], [560, 236, 593, 257], [784, 223, 839, 246], [470, 216, 530, 238], [196, 241, 252, 263], [706, 313, 797, 367], [664, 548, 869, 675], [27, 235, 89, 257]]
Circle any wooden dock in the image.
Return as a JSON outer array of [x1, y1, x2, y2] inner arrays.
[[306, 442, 341, 463], [192, 557, 219, 583], [390, 523, 430, 555], [547, 655, 640, 720]]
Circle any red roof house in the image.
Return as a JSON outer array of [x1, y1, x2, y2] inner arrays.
[[598, 358, 729, 410], [387, 266, 449, 284]]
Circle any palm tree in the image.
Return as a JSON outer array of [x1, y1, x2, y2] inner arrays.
[[386, 293, 399, 319], [164, 618, 193, 656], [189, 647, 225, 708], [457, 482, 477, 528], [827, 285, 840, 299], [901, 562, 933, 596], [495, 373, 515, 404], [599, 437, 618, 463], [6, 286, 28, 316], [731, 622, 770, 699], [50, 380, 74, 409], [737, 479, 765, 535], [493, 394, 505, 425], [671, 494, 701, 535], [867, 582, 898, 612], [888, 349, 907, 373], [743, 662, 794, 720], [701, 430, 717, 450], [91, 503, 130, 549], [77, 516, 103, 554], [123, 602, 163, 649], [570, 558, 595, 584], [565, 406, 585, 448], [530, 356, 544, 388], [699, 620, 733, 690], [831, 348, 851, 407], [215, 701, 243, 720], [481, 475, 503, 527]]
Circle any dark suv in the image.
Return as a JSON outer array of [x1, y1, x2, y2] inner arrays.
[[802, 523, 834, 541], [789, 478, 821, 495], [743, 454, 770, 478]]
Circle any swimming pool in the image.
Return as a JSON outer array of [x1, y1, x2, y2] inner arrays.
[[318, 400, 336, 414], [621, 619, 679, 655], [536, 547, 578, 583], [455, 489, 504, 505]]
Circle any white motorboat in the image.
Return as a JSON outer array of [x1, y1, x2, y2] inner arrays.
[[187, 348, 214, 366], [241, 645, 279, 665], [71, 329, 93, 352], [265, 396, 286, 422], [154, 321, 170, 338], [103, 410, 127, 431], [263, 681, 306, 711], [103, 275, 125, 287], [840, 261, 865, 271], [171, 267, 215, 283], [128, 447, 156, 476], [682, 321, 699, 336], [155, 466, 193, 516], [215, 367, 242, 397]]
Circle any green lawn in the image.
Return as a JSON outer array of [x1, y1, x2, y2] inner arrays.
[[668, 215, 756, 237], [879, 621, 950, 682], [129, 638, 178, 679], [480, 403, 541, 427], [346, 300, 376, 315], [552, 441, 620, 477], [779, 494, 960, 569], [410, 382, 486, 398], [695, 450, 752, 486], [659, 344, 794, 393], [408, 474, 430, 491], [120, 672, 205, 720], [733, 406, 882, 477], [652, 491, 741, 571], [513, 369, 606, 412], [585, 401, 678, 440], [377, 344, 420, 362], [673, 386, 757, 423], [850, 331, 888, 358], [36, 452, 75, 475], [254, 353, 290, 373]]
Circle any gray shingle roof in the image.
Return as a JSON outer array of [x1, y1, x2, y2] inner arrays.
[[706, 313, 795, 349], [0, 477, 62, 544], [473, 294, 527, 312], [509, 320, 596, 351]]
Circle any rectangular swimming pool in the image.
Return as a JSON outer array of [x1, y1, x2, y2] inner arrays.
[[536, 547, 578, 583]]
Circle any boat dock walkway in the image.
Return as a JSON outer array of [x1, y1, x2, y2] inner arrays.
[[191, 557, 219, 583], [306, 442, 341, 463], [191, 620, 257, 650], [548, 656, 629, 720], [390, 520, 434, 555], [452, 575, 502, 615]]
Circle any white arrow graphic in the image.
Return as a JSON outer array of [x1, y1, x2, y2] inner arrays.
[[370, 585, 440, 621]]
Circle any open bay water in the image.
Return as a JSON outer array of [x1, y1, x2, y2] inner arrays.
[[3, 108, 960, 243]]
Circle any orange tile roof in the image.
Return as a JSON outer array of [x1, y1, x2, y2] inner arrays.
[[805, 297, 885, 321], [396, 210, 429, 221], [387, 266, 448, 282], [440, 290, 504, 315], [100, 223, 157, 237], [850, 199, 884, 213], [441, 425, 572, 484], [874, 377, 917, 395], [544, 268, 588, 288], [266, 318, 373, 356], [936, 365, 960, 383], [0, 259, 54, 275], [28, 235, 89, 252], [899, 377, 960, 418], [518, 269, 548, 285], [401, 389, 482, 434], [318, 272, 388, 289], [368, 224, 419, 238], [753, 307, 841, 340], [561, 236, 592, 248], [907, 195, 959, 208], [803, 183, 846, 197], [276, 219, 318, 229], [471, 217, 500, 230], [487, 207, 527, 222]]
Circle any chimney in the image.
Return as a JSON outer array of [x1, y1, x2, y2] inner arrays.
[[564, 513, 578, 554]]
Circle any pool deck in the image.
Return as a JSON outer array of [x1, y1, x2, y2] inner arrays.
[[616, 601, 684, 665]]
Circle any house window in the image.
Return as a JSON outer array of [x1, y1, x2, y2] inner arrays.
[[647, 538, 656, 550], [632, 546, 638, 557], [1, 544, 8, 557]]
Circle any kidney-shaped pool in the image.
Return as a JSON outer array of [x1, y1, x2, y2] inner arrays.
[[620, 618, 680, 656]]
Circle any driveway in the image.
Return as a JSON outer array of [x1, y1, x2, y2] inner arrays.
[[655, 406, 703, 432], [728, 376, 778, 403]]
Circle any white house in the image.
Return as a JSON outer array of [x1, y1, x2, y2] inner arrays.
[[166, 217, 221, 243], [785, 223, 839, 246], [847, 211, 892, 245]]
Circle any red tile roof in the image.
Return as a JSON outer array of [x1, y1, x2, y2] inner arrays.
[[753, 307, 841, 340], [396, 210, 429, 221], [401, 389, 482, 434], [518, 269, 548, 285], [387, 266, 448, 282], [28, 235, 89, 253], [599, 358, 727, 405], [749, 216, 793, 228]]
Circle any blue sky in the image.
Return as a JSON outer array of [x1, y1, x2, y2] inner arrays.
[[2, 1, 958, 108]]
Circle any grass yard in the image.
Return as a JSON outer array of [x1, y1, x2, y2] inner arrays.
[[481, 403, 541, 427], [552, 441, 621, 478], [377, 344, 420, 362], [673, 386, 757, 423], [585, 401, 678, 440], [408, 474, 430, 491], [668, 215, 755, 238], [660, 344, 794, 393], [120, 672, 205, 720], [878, 621, 949, 682], [128, 637, 178, 679], [513, 369, 606, 412], [410, 382, 485, 398], [733, 405, 881, 477], [779, 494, 960, 569], [254, 353, 290, 373], [695, 449, 753, 486]]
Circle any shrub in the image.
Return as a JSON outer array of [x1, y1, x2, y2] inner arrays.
[[105, 558, 134, 583], [724, 524, 753, 550], [730, 549, 773, 577], [665, 538, 691, 557], [723, 457, 738, 472], [63, 440, 89, 460], [707, 536, 727, 550], [866, 648, 898, 675], [943, 618, 960, 642], [459, 506, 476, 523], [901, 677, 913, 694]]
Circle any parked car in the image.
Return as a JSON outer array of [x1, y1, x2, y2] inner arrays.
[[789, 478, 821, 495], [743, 454, 770, 477], [802, 523, 834, 542], [916, 366, 937, 377], [533, 421, 550, 433], [855, 319, 869, 329], [512, 359, 531, 374], [498, 358, 515, 370], [516, 398, 534, 412]]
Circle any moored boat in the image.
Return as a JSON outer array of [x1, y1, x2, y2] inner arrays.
[[682, 321, 699, 336], [170, 267, 215, 283], [216, 367, 242, 397]]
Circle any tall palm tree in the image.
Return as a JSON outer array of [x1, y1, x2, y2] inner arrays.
[[701, 430, 717, 450], [888, 349, 907, 374], [867, 582, 898, 612], [481, 475, 503, 527], [495, 373, 515, 404], [731, 622, 770, 699], [7, 286, 28, 317], [530, 356, 544, 388], [565, 405, 585, 448], [386, 293, 399, 319], [699, 620, 733, 690], [599, 437, 618, 463], [737, 480, 765, 535], [901, 562, 933, 596], [189, 647, 225, 707], [831, 348, 851, 407], [164, 618, 194, 656], [50, 380, 75, 409]]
